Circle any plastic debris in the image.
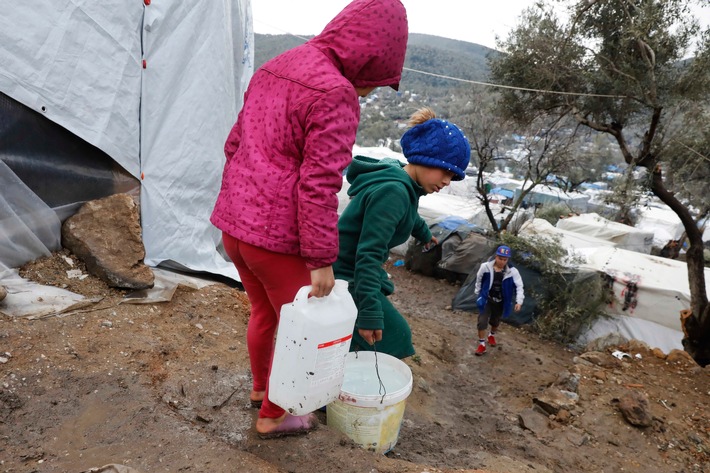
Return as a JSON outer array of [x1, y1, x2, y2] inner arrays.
[[612, 350, 632, 360]]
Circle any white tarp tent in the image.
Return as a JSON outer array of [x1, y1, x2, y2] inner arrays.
[[520, 218, 710, 353], [578, 246, 710, 353], [636, 205, 685, 248], [515, 185, 590, 213], [556, 212, 654, 254], [520, 218, 614, 253], [0, 0, 252, 279]]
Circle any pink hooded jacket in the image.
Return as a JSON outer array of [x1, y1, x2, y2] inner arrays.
[[211, 0, 408, 270]]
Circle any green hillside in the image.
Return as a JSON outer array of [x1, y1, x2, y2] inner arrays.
[[254, 33, 495, 93], [253, 33, 498, 146]]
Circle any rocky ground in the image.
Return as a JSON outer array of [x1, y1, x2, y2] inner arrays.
[[1, 250, 709, 473]]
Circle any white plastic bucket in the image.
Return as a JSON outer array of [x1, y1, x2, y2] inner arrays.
[[327, 351, 413, 454], [269, 280, 357, 415]]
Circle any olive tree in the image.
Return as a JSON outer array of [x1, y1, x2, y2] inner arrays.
[[461, 92, 584, 234], [489, 0, 710, 365]]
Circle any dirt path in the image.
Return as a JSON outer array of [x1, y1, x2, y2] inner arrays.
[[1, 253, 708, 472]]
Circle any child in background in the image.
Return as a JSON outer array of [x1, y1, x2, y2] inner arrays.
[[210, 0, 408, 438], [473, 245, 524, 356], [334, 107, 471, 358]]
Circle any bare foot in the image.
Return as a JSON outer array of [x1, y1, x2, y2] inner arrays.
[[255, 413, 287, 434], [250, 390, 265, 403], [256, 413, 319, 438]]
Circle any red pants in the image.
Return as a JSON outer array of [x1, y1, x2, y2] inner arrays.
[[222, 233, 310, 419]]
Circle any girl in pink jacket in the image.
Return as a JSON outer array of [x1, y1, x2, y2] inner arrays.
[[211, 0, 408, 439]]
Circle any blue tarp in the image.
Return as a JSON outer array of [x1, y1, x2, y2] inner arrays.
[[490, 187, 514, 198]]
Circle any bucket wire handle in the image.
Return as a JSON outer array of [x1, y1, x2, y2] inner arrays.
[[372, 342, 387, 404]]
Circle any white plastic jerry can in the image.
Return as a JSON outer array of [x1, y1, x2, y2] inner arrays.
[[268, 279, 358, 415]]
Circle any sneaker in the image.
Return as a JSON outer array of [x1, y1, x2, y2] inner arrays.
[[487, 334, 497, 347], [475, 343, 487, 356]]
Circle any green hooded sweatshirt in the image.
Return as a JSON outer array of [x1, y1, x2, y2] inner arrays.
[[334, 156, 432, 331]]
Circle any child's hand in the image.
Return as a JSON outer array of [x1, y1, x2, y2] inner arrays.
[[422, 236, 438, 253], [309, 266, 335, 297], [358, 329, 383, 345]]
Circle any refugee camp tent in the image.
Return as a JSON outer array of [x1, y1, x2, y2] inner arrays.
[[514, 185, 590, 213], [520, 218, 615, 254], [518, 219, 710, 353], [0, 0, 252, 280], [556, 212, 654, 254], [575, 246, 710, 353], [635, 205, 685, 249], [451, 219, 611, 324], [449, 241, 562, 327]]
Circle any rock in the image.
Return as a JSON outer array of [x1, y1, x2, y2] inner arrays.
[[573, 356, 595, 367], [61, 194, 154, 290], [651, 348, 667, 359], [616, 391, 653, 427], [627, 339, 651, 353], [0, 285, 6, 302], [555, 409, 571, 424], [554, 370, 581, 393], [666, 349, 695, 365], [533, 387, 579, 415], [585, 333, 629, 352], [564, 426, 589, 446], [593, 370, 607, 381], [518, 408, 552, 437], [417, 377, 432, 394], [578, 351, 622, 369]]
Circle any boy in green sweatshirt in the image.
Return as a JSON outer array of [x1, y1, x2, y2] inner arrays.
[[334, 108, 471, 358]]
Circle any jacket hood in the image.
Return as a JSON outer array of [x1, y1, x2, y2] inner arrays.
[[309, 0, 408, 90], [347, 156, 423, 199]]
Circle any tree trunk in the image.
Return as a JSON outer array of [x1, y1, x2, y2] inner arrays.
[[681, 244, 710, 367], [650, 167, 710, 366]]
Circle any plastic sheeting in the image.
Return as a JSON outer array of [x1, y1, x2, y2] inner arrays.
[[0, 91, 140, 208], [0, 161, 60, 272], [0, 268, 100, 320], [514, 185, 590, 213], [0, 267, 216, 319], [581, 246, 710, 333], [636, 206, 685, 248], [556, 212, 654, 254], [518, 219, 710, 352], [580, 314, 683, 354], [0, 0, 252, 280]]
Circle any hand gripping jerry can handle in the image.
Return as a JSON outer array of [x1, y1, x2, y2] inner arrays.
[[291, 279, 348, 307]]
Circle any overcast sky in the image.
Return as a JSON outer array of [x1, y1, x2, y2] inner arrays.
[[252, 0, 710, 51], [252, 0, 533, 50]]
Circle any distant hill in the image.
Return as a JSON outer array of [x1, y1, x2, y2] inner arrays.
[[254, 33, 496, 94], [253, 33, 500, 146], [402, 34, 497, 91]]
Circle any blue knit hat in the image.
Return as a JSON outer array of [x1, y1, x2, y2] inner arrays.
[[400, 119, 471, 181], [496, 245, 512, 258]]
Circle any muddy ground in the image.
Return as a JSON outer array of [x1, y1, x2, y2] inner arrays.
[[1, 250, 709, 473]]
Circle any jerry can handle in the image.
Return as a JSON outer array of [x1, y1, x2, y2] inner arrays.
[[292, 280, 348, 306]]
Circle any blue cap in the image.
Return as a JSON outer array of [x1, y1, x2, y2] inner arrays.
[[496, 245, 512, 258], [400, 119, 471, 181]]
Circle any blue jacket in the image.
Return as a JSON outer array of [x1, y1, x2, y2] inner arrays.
[[474, 260, 524, 318]]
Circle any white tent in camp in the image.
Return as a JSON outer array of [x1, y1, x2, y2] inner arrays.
[[520, 218, 710, 353], [556, 212, 655, 254], [635, 205, 685, 248], [0, 0, 252, 280], [515, 184, 590, 213]]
